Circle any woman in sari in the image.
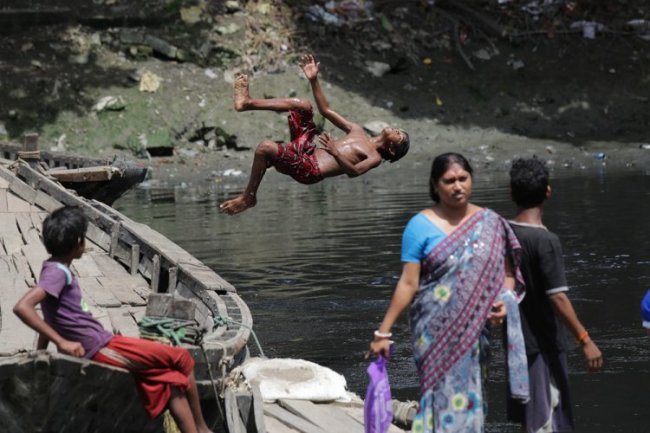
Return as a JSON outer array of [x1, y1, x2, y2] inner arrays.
[[370, 152, 528, 433]]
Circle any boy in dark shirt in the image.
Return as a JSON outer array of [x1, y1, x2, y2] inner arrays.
[[13, 206, 212, 433], [507, 158, 602, 433]]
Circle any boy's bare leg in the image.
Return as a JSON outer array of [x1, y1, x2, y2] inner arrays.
[[219, 140, 278, 215], [168, 387, 199, 433], [234, 73, 311, 112], [186, 372, 213, 433]]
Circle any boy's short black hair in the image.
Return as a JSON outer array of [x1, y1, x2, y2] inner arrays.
[[509, 157, 549, 209], [42, 206, 88, 257], [381, 130, 410, 163], [389, 130, 410, 163]]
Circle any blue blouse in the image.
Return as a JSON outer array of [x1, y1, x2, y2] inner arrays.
[[401, 212, 447, 263]]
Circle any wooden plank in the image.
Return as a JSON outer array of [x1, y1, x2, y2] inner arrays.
[[265, 416, 301, 433], [252, 383, 268, 433], [87, 223, 111, 251], [6, 191, 31, 212], [47, 166, 115, 183], [337, 405, 406, 433], [130, 244, 140, 276], [263, 403, 327, 433], [0, 277, 37, 355], [78, 276, 121, 308], [107, 307, 141, 337], [21, 242, 49, 282], [278, 400, 365, 433], [0, 189, 8, 212], [129, 306, 146, 324], [151, 254, 160, 292], [30, 211, 46, 233], [0, 213, 24, 255], [96, 276, 147, 306], [11, 252, 33, 285], [87, 304, 112, 332], [70, 253, 103, 278], [15, 212, 41, 245], [33, 189, 61, 213], [0, 254, 14, 274], [95, 256, 151, 300], [89, 251, 129, 276]]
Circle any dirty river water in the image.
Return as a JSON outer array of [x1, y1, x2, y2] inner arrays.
[[116, 162, 650, 433]]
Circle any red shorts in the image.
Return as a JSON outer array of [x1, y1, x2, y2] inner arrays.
[[92, 335, 194, 418], [273, 109, 323, 185]]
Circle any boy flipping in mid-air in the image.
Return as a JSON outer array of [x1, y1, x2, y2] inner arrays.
[[507, 158, 603, 433], [13, 206, 212, 433], [219, 54, 410, 215]]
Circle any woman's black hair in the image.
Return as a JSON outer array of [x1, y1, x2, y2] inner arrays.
[[509, 157, 549, 209], [42, 206, 88, 257], [429, 152, 473, 202]]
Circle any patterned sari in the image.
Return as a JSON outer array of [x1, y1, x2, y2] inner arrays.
[[409, 208, 528, 433]]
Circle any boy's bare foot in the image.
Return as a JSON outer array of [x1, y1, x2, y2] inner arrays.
[[219, 194, 256, 215], [233, 74, 251, 112]]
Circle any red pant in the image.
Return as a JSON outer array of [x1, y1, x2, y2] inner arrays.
[[92, 335, 194, 418], [274, 109, 323, 184]]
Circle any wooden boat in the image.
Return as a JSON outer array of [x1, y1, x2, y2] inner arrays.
[[0, 139, 148, 206], [0, 159, 252, 432]]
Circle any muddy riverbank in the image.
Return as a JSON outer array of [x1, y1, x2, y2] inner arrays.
[[1, 1, 649, 186]]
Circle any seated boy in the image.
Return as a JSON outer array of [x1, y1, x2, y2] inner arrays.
[[507, 157, 603, 433], [13, 205, 212, 433], [219, 53, 410, 215]]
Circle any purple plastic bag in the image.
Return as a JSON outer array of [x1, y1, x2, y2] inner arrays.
[[364, 355, 393, 433]]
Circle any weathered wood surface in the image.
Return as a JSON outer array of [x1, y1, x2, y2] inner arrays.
[[261, 399, 408, 433], [0, 352, 161, 433], [0, 159, 253, 426], [0, 278, 36, 355], [107, 307, 141, 337], [0, 213, 23, 255], [47, 166, 116, 183], [263, 403, 327, 433]]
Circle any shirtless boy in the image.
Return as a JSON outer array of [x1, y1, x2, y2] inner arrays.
[[219, 54, 410, 215]]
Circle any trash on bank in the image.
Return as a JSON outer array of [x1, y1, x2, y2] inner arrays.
[[92, 96, 126, 112], [223, 168, 243, 177], [627, 19, 650, 40], [593, 152, 606, 160], [365, 61, 391, 77], [570, 21, 606, 39], [139, 71, 162, 93]]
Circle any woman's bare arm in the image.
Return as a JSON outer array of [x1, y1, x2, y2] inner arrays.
[[370, 262, 420, 357]]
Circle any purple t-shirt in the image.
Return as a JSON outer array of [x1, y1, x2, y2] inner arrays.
[[39, 260, 112, 359]]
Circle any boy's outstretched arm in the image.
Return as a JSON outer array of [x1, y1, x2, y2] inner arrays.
[[549, 292, 603, 371], [300, 54, 355, 133], [318, 132, 380, 177], [14, 286, 85, 357]]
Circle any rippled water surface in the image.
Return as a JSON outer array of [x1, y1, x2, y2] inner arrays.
[[116, 163, 650, 432]]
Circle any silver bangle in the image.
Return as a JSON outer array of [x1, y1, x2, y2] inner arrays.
[[374, 330, 392, 339]]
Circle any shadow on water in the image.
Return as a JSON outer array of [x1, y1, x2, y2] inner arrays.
[[116, 163, 650, 433]]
